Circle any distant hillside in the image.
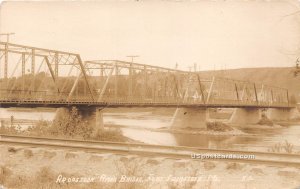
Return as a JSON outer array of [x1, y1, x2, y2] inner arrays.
[[199, 67, 300, 101]]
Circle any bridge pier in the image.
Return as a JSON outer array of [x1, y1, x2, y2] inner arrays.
[[266, 108, 300, 121], [78, 107, 104, 136], [170, 108, 208, 129], [55, 107, 103, 136], [229, 108, 261, 125]]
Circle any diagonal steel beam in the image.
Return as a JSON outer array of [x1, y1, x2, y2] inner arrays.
[[67, 72, 82, 101], [76, 55, 95, 101], [44, 56, 60, 93], [98, 67, 115, 102], [196, 73, 206, 104], [206, 76, 215, 104]]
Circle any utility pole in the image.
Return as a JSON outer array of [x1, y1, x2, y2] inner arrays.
[[0, 33, 15, 79], [0, 33, 15, 43], [294, 58, 300, 77], [126, 55, 139, 98], [126, 55, 139, 63]]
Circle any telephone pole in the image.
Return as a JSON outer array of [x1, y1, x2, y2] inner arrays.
[[126, 55, 139, 97], [194, 63, 197, 72], [126, 55, 139, 63], [294, 58, 300, 77], [0, 33, 15, 43]]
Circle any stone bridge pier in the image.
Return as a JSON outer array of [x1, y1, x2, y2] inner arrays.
[[229, 108, 261, 124], [55, 107, 104, 136], [170, 108, 208, 129], [266, 108, 300, 121], [229, 107, 300, 124]]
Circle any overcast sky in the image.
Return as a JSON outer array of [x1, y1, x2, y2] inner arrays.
[[0, 0, 300, 71]]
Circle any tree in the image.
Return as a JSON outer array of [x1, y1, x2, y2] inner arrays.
[[50, 107, 93, 139]]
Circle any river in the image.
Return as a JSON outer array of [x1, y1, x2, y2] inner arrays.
[[1, 107, 300, 153]]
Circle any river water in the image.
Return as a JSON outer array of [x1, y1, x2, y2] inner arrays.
[[1, 108, 300, 153]]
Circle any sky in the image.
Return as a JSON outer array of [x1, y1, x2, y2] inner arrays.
[[0, 0, 300, 71]]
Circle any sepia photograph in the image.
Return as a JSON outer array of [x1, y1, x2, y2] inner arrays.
[[0, 0, 300, 188]]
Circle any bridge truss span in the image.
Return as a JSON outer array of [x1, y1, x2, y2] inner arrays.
[[84, 60, 291, 108], [0, 42, 292, 108], [0, 42, 94, 102]]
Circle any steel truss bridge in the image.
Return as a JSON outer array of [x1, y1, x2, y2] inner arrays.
[[0, 42, 293, 108]]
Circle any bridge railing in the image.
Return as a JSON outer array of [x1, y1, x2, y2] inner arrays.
[[0, 89, 292, 108]]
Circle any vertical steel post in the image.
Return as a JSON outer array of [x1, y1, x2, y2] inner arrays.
[[4, 43, 8, 79], [54, 52, 58, 77], [114, 64, 118, 99], [129, 63, 133, 98], [4, 43, 8, 97], [164, 71, 168, 98], [286, 89, 289, 106], [100, 64, 104, 91], [100, 64, 104, 77], [152, 70, 156, 101], [31, 49, 35, 75], [31, 49, 35, 93], [22, 53, 25, 93], [143, 65, 147, 98]]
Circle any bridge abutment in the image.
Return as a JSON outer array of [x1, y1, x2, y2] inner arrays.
[[229, 108, 261, 124], [170, 108, 208, 129], [54, 107, 103, 136]]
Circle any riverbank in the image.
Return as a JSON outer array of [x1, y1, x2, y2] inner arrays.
[[0, 144, 299, 189]]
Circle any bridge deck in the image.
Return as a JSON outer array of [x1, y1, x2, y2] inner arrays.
[[0, 99, 293, 109]]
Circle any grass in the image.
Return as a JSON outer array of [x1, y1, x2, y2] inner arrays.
[[113, 158, 149, 189], [268, 140, 294, 154], [92, 128, 128, 142], [0, 166, 12, 185], [1, 166, 96, 189], [23, 149, 33, 158]]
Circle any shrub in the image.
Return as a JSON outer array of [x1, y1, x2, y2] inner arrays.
[[27, 120, 51, 136], [49, 107, 93, 139], [206, 121, 233, 132], [257, 114, 273, 126], [92, 128, 126, 142]]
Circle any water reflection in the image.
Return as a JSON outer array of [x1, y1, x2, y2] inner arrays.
[[105, 111, 300, 152], [0, 108, 55, 121]]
